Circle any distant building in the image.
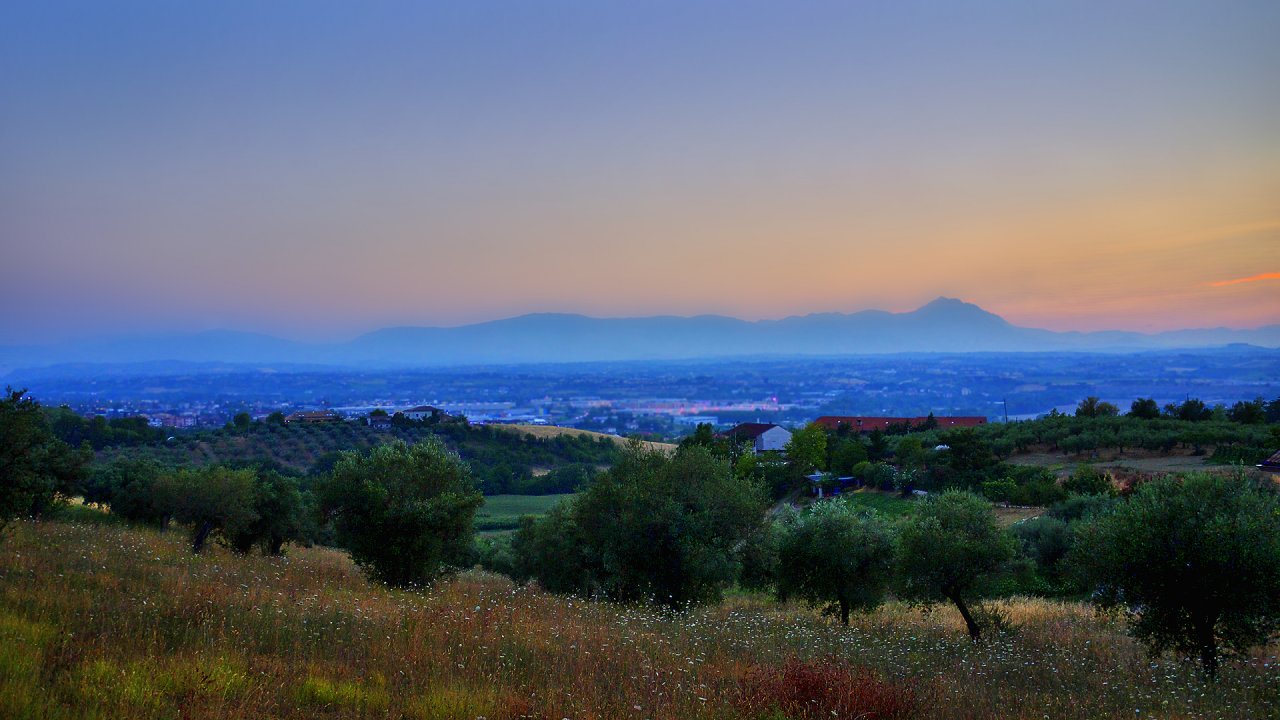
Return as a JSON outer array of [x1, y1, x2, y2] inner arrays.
[[285, 410, 342, 424], [721, 422, 792, 454], [813, 415, 987, 433], [401, 405, 447, 422], [366, 414, 393, 430]]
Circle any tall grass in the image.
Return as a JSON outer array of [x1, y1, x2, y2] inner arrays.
[[1, 519, 1275, 719]]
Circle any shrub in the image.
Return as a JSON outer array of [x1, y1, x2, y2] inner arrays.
[[735, 657, 915, 720], [1063, 464, 1113, 496]]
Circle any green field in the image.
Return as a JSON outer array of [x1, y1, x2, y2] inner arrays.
[[474, 493, 574, 533], [832, 489, 917, 517]]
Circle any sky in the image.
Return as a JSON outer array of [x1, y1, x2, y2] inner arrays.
[[2, 1, 1278, 342]]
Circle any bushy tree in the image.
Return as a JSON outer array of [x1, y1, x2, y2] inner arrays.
[[517, 442, 767, 608], [510, 502, 595, 594], [0, 388, 91, 532], [896, 490, 1016, 640], [1072, 472, 1280, 677], [93, 456, 172, 526], [828, 437, 869, 476], [1227, 398, 1266, 425], [1171, 398, 1212, 422], [784, 423, 827, 473], [1129, 398, 1161, 419], [169, 466, 259, 553], [1011, 516, 1071, 577], [776, 501, 895, 624], [227, 469, 305, 555], [316, 439, 482, 586], [1076, 397, 1119, 418]]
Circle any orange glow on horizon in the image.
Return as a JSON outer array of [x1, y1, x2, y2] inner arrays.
[[1209, 272, 1280, 287]]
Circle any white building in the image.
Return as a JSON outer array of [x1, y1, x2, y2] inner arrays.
[[722, 423, 792, 454]]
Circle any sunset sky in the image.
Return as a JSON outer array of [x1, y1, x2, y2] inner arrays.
[[2, 1, 1277, 342]]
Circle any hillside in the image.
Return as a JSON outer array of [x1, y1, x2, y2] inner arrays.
[[2, 518, 1274, 719], [489, 423, 677, 453], [96, 421, 620, 493]]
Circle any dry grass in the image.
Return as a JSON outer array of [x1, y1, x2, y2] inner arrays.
[[1, 519, 1276, 719], [491, 424, 677, 453]]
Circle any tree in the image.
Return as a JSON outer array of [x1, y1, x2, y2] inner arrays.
[[1227, 398, 1266, 425], [1072, 473, 1280, 678], [316, 438, 482, 587], [827, 437, 868, 476], [265, 411, 287, 426], [679, 422, 719, 450], [0, 388, 90, 532], [895, 491, 1016, 640], [519, 442, 767, 608], [94, 456, 173, 526], [511, 502, 595, 594], [1129, 398, 1161, 420], [169, 466, 259, 553], [227, 469, 305, 555], [232, 412, 252, 431], [1174, 398, 1212, 422], [1075, 396, 1118, 418], [776, 501, 895, 624], [784, 423, 827, 473]]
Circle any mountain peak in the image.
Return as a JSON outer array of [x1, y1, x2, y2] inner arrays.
[[918, 296, 970, 311], [909, 297, 1010, 327]]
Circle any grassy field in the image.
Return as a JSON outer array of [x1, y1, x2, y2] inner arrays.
[[830, 489, 917, 517], [474, 493, 574, 533], [1006, 450, 1230, 475], [2, 519, 1276, 719]]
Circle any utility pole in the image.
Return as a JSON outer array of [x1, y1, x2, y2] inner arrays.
[[1002, 398, 1009, 424]]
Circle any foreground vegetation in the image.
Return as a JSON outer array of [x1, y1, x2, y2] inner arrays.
[[2, 519, 1276, 720]]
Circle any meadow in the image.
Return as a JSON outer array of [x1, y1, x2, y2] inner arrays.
[[2, 518, 1276, 720], [474, 494, 574, 534]]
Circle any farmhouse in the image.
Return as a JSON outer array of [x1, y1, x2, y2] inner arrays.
[[814, 415, 987, 433], [401, 405, 452, 422], [721, 422, 792, 454]]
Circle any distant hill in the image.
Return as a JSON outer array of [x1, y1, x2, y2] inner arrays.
[[3, 297, 1278, 372]]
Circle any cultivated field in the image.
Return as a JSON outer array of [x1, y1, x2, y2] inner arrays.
[[474, 493, 574, 534], [491, 424, 677, 453], [2, 519, 1276, 719]]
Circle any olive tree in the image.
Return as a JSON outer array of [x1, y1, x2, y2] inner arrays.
[[316, 439, 482, 587], [515, 441, 767, 608], [1072, 472, 1280, 678], [169, 466, 258, 553], [895, 490, 1016, 640], [776, 500, 895, 624]]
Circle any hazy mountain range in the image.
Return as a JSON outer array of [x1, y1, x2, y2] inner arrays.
[[3, 298, 1278, 374]]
